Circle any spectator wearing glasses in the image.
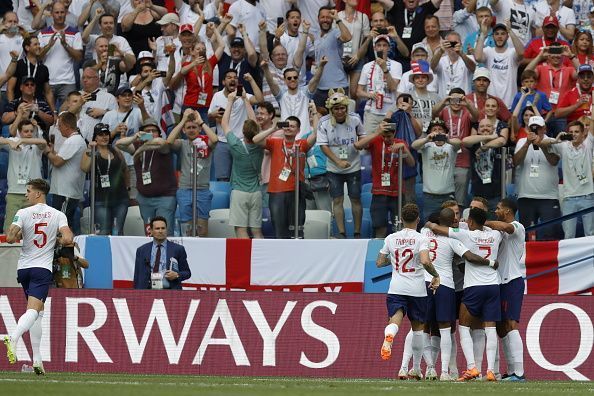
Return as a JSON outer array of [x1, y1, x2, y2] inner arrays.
[[80, 123, 129, 235], [116, 118, 177, 235], [2, 78, 54, 133]]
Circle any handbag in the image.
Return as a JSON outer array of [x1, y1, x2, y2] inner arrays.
[[308, 174, 330, 192], [299, 181, 315, 200]]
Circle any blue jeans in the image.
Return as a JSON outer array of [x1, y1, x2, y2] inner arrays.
[[423, 192, 454, 223], [213, 141, 232, 181], [94, 200, 129, 235], [269, 191, 305, 239], [561, 193, 594, 238], [136, 193, 177, 236], [518, 198, 563, 240]]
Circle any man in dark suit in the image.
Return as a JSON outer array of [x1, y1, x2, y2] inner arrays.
[[133, 216, 191, 289]]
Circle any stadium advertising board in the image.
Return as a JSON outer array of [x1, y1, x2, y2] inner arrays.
[[0, 289, 592, 380]]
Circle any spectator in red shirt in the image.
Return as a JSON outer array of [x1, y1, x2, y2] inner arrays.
[[572, 30, 594, 67], [253, 116, 317, 239], [523, 16, 570, 66], [555, 64, 594, 124], [354, 121, 415, 237], [169, 22, 225, 121]]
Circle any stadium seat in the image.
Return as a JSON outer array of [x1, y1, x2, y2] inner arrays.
[[506, 183, 517, 199], [361, 191, 372, 209], [211, 190, 231, 210], [123, 206, 146, 236], [207, 209, 235, 238], [80, 207, 91, 235], [361, 208, 373, 239], [304, 210, 332, 239], [361, 154, 372, 185], [331, 207, 373, 238], [362, 183, 372, 193], [210, 181, 232, 194]]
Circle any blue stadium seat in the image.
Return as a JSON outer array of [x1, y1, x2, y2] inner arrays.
[[361, 191, 372, 209], [506, 183, 517, 199], [0, 178, 7, 233], [210, 181, 231, 194], [361, 208, 373, 239], [360, 154, 372, 185], [82, 179, 91, 208], [211, 190, 230, 210], [362, 183, 372, 193], [415, 183, 424, 220], [331, 207, 373, 238]]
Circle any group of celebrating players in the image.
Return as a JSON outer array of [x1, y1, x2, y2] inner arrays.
[[377, 197, 525, 382]]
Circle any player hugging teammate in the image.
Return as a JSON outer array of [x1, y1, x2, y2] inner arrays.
[[378, 198, 526, 382]]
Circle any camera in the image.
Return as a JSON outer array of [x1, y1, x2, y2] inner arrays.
[[277, 121, 290, 128], [139, 132, 154, 141], [384, 123, 397, 132], [548, 46, 563, 55], [158, 70, 167, 78], [55, 245, 75, 261], [376, 50, 384, 59], [529, 125, 539, 133], [377, 27, 388, 35], [433, 134, 447, 142], [277, 17, 284, 27], [449, 41, 458, 48], [560, 133, 574, 141], [236, 85, 243, 96], [88, 92, 97, 101]]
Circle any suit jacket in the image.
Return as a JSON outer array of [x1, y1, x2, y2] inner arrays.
[[133, 240, 191, 289]]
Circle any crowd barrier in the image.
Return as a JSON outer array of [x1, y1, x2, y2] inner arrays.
[[0, 288, 591, 380], [76, 236, 593, 295]]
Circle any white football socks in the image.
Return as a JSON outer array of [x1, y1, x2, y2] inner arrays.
[[439, 327, 452, 374], [508, 329, 524, 377], [422, 332, 434, 368], [430, 335, 440, 364], [471, 328, 485, 372], [412, 331, 424, 372], [459, 325, 476, 369], [385, 323, 398, 338], [502, 334, 514, 374], [485, 327, 498, 372], [449, 332, 458, 374], [29, 311, 44, 364], [11, 309, 39, 351], [400, 329, 413, 370]]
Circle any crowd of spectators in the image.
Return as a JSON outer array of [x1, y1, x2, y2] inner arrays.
[[1, 0, 593, 241]]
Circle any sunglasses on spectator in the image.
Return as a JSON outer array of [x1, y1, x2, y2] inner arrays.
[[285, 75, 299, 81]]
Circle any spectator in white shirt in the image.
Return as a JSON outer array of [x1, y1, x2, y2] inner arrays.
[[541, 120, 594, 238], [0, 11, 24, 113], [38, 1, 83, 108], [430, 32, 476, 99], [357, 35, 402, 134], [44, 111, 87, 228], [78, 66, 117, 142], [513, 115, 562, 240]]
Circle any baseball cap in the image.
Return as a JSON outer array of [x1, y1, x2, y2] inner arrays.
[[115, 87, 133, 96], [411, 42, 429, 55], [138, 51, 154, 60], [373, 34, 390, 45], [543, 16, 559, 27], [578, 64, 594, 75], [493, 23, 507, 32], [156, 13, 180, 26], [230, 37, 245, 47], [473, 67, 491, 81], [179, 24, 194, 34], [528, 116, 545, 127], [21, 76, 36, 85], [142, 118, 160, 129], [93, 123, 110, 135]]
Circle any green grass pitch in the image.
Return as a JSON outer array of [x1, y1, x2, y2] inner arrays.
[[0, 372, 592, 396]]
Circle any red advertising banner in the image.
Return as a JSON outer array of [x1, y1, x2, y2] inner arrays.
[[0, 288, 592, 380]]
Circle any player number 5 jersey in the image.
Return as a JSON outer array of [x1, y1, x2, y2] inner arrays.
[[380, 228, 430, 297], [12, 203, 68, 272]]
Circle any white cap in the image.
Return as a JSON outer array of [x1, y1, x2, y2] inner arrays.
[[157, 13, 181, 26], [411, 42, 429, 54], [528, 116, 546, 127], [138, 51, 154, 60], [473, 67, 491, 81]]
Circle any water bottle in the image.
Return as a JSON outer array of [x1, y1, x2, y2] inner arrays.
[[174, 218, 181, 237], [21, 364, 34, 373], [112, 218, 118, 236]]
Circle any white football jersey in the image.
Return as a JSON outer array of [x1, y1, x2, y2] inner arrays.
[[497, 221, 525, 284], [381, 228, 430, 297], [448, 227, 503, 288], [12, 203, 68, 272], [421, 227, 469, 289]]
